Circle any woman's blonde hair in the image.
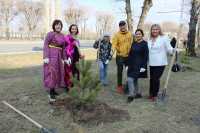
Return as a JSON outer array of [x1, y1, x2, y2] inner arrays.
[[150, 24, 163, 38]]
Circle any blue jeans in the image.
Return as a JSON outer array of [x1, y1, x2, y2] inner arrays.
[[127, 77, 139, 96], [98, 61, 108, 85]]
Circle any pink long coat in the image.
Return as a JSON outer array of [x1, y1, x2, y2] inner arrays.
[[64, 34, 80, 88], [43, 31, 66, 90]]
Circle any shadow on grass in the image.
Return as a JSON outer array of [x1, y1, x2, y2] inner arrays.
[[0, 65, 42, 80]]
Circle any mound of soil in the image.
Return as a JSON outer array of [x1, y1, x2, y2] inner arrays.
[[52, 98, 130, 124]]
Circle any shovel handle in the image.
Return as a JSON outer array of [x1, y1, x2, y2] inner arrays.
[[2, 101, 43, 129], [164, 24, 183, 89]]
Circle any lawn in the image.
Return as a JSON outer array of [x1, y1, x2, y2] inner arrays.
[[0, 50, 200, 133]]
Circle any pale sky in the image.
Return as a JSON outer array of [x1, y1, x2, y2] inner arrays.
[[63, 0, 190, 23], [61, 0, 190, 31]]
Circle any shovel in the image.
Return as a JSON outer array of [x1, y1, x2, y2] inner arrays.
[[2, 101, 57, 133], [157, 24, 183, 103]]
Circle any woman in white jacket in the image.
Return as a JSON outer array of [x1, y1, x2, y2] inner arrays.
[[148, 24, 175, 102]]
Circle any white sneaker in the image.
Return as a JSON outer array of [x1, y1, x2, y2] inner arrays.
[[48, 95, 56, 102]]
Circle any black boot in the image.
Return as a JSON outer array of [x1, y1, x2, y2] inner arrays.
[[52, 89, 59, 96], [127, 96, 134, 103], [49, 89, 56, 102], [65, 87, 69, 93]]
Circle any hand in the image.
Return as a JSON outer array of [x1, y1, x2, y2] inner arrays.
[[43, 58, 49, 64], [80, 54, 85, 59], [126, 66, 128, 71], [140, 68, 146, 72], [64, 58, 71, 65], [105, 60, 109, 64]]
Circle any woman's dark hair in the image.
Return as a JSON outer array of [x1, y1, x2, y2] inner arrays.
[[135, 29, 144, 36], [119, 20, 126, 27], [52, 19, 63, 32], [69, 24, 79, 35]]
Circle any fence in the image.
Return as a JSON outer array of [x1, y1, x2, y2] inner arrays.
[[0, 32, 46, 40]]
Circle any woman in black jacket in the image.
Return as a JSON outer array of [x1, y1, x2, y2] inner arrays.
[[127, 29, 149, 103]]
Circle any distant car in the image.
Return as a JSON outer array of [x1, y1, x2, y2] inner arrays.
[[32, 47, 43, 51]]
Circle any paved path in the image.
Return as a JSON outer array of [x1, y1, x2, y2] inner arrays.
[[0, 40, 94, 54]]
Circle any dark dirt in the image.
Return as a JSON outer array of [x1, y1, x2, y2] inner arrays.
[[52, 97, 130, 125]]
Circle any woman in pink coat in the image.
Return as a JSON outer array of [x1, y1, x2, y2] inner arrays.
[[43, 20, 66, 102], [64, 24, 84, 91]]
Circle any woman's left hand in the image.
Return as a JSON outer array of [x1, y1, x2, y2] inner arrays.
[[80, 54, 85, 59], [140, 68, 146, 72]]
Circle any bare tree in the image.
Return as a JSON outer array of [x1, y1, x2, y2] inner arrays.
[[17, 0, 44, 39], [197, 17, 200, 48], [115, 0, 133, 32], [125, 0, 133, 32], [137, 0, 153, 29], [0, 0, 18, 40], [80, 17, 88, 39], [187, 0, 200, 56], [64, 1, 87, 25], [96, 12, 115, 37]]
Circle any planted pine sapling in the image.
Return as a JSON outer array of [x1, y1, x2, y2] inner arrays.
[[69, 59, 101, 105]]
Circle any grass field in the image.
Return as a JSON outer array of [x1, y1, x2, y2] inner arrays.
[[1, 50, 200, 133]]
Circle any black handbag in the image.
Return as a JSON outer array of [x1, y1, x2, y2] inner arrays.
[[171, 51, 181, 72], [172, 63, 181, 72]]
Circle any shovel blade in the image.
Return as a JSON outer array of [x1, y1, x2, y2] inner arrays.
[[157, 89, 168, 103], [40, 128, 57, 133]]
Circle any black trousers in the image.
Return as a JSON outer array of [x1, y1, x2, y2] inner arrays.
[[116, 56, 128, 86], [72, 63, 80, 80], [149, 66, 165, 97]]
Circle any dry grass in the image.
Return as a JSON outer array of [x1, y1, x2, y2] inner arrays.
[[0, 51, 200, 133], [0, 48, 96, 69]]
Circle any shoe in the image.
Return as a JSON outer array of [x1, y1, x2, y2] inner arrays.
[[117, 86, 124, 94], [48, 94, 56, 103], [134, 93, 142, 99], [65, 87, 69, 93], [151, 97, 157, 102], [49, 89, 56, 103], [127, 96, 134, 103]]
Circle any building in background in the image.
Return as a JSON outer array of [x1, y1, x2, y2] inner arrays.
[[45, 0, 62, 32]]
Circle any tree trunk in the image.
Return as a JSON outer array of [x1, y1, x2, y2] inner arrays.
[[197, 19, 200, 48], [55, 0, 62, 19], [83, 19, 87, 39], [125, 0, 133, 32], [45, 0, 50, 33], [187, 17, 198, 56], [187, 0, 199, 56], [5, 24, 10, 40], [137, 0, 153, 29]]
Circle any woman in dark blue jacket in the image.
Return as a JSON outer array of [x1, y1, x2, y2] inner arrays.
[[127, 29, 149, 103]]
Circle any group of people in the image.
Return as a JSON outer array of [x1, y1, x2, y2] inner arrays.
[[92, 21, 175, 103], [43, 19, 175, 103]]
